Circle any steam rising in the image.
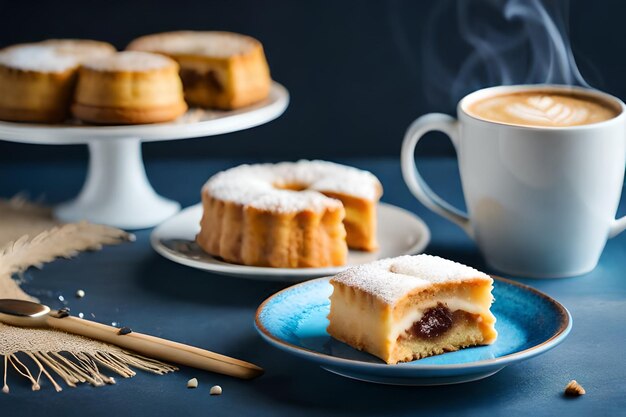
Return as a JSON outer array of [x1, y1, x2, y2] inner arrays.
[[417, 0, 589, 109], [502, 0, 587, 85]]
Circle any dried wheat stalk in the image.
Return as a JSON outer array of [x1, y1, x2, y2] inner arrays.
[[0, 197, 177, 393]]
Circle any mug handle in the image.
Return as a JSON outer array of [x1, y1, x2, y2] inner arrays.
[[401, 113, 473, 238], [609, 216, 626, 238]]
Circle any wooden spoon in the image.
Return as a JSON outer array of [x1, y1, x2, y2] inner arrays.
[[0, 299, 263, 379]]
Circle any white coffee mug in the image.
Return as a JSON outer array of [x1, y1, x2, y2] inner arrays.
[[401, 84, 626, 277]]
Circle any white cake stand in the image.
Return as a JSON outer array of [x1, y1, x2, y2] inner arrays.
[[0, 82, 289, 229]]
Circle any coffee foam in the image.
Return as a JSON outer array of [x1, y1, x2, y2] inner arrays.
[[467, 90, 619, 127]]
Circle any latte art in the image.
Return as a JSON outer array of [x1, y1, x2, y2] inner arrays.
[[468, 90, 619, 127], [507, 96, 590, 125]]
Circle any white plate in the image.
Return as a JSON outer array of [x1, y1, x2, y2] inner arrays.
[[150, 202, 430, 281]]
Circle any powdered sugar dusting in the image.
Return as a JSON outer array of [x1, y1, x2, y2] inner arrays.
[[0, 45, 79, 72], [128, 31, 258, 58], [332, 254, 491, 305], [40, 39, 115, 60], [203, 160, 382, 213], [0, 41, 114, 72], [82, 51, 175, 72]]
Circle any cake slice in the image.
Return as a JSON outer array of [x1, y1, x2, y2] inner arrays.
[[127, 31, 271, 109], [327, 254, 497, 364]]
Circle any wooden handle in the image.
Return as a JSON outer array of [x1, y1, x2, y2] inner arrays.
[[45, 313, 263, 379]]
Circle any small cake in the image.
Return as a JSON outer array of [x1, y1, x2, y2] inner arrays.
[[0, 40, 115, 123], [196, 161, 382, 268], [327, 255, 497, 364], [72, 51, 187, 124], [127, 31, 271, 109]]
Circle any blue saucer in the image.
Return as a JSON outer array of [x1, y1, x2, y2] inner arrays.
[[255, 276, 571, 385]]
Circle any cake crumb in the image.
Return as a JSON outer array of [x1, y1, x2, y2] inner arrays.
[[187, 378, 198, 389], [54, 307, 70, 318], [117, 327, 132, 335], [564, 380, 586, 397], [210, 385, 222, 395]]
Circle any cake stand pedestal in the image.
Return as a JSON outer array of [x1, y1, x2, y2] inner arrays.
[[0, 82, 289, 229], [55, 138, 181, 229]]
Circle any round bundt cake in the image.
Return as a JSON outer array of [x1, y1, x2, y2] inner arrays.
[[196, 160, 383, 268]]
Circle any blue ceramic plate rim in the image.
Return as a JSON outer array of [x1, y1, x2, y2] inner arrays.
[[255, 276, 572, 372]]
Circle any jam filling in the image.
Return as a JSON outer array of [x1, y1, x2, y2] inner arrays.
[[409, 303, 453, 339]]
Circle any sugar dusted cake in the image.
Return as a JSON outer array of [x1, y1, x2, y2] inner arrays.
[[127, 31, 271, 110], [327, 254, 497, 364], [0, 40, 115, 123], [72, 51, 187, 124], [196, 160, 382, 268]]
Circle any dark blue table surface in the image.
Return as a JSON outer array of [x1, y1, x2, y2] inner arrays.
[[0, 157, 624, 417]]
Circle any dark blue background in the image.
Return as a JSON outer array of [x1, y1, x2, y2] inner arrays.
[[0, 0, 624, 161]]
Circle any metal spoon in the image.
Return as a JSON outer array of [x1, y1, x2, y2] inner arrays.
[[0, 299, 263, 379]]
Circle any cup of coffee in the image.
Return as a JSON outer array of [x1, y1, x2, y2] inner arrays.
[[401, 84, 626, 277]]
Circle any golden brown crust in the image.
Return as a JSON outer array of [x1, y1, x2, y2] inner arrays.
[[196, 161, 381, 267], [73, 64, 184, 107], [71, 101, 187, 125], [196, 191, 348, 268], [322, 191, 379, 251], [178, 45, 271, 109], [71, 53, 187, 124], [327, 282, 392, 360], [0, 65, 77, 123], [0, 39, 115, 123]]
